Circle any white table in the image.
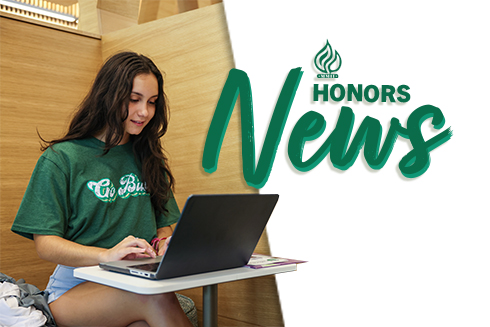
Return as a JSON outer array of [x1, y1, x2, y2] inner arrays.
[[74, 264, 297, 327]]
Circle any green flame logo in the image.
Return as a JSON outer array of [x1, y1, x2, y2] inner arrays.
[[314, 40, 342, 77]]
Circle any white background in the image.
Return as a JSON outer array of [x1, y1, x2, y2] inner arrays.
[[223, 1, 490, 326]]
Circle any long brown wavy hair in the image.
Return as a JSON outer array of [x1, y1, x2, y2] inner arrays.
[[41, 51, 174, 215]]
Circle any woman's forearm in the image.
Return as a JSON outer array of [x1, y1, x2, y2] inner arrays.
[[157, 225, 173, 239], [33, 234, 156, 267], [156, 225, 174, 255], [33, 234, 105, 267]]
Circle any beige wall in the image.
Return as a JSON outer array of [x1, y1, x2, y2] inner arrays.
[[0, 4, 284, 326], [78, 0, 223, 35], [0, 14, 102, 288]]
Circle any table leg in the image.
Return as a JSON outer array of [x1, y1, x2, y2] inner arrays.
[[202, 284, 218, 327]]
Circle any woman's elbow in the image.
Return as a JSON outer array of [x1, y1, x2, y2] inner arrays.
[[33, 234, 56, 261]]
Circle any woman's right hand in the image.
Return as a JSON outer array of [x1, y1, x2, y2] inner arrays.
[[99, 236, 156, 263]]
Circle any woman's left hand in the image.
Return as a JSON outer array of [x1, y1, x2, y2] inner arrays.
[[157, 236, 171, 256]]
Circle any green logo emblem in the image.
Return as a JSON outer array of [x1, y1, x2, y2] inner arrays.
[[314, 39, 342, 78]]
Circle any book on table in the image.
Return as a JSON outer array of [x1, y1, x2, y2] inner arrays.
[[245, 254, 306, 269]]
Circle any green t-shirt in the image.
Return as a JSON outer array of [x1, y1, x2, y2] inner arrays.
[[11, 137, 180, 249]]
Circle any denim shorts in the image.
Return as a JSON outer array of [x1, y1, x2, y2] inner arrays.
[[45, 265, 86, 304]]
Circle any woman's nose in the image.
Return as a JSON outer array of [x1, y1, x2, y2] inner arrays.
[[137, 103, 149, 117]]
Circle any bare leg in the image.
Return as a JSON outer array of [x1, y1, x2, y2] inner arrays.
[[128, 322, 150, 327], [50, 282, 193, 327]]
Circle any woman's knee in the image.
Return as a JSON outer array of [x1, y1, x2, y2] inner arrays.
[[127, 321, 150, 327]]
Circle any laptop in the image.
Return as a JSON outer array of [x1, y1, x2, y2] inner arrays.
[[99, 193, 279, 280]]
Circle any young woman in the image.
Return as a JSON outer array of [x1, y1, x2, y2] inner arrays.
[[11, 52, 193, 327]]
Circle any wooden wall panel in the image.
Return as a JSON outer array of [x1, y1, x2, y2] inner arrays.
[[0, 15, 102, 289], [177, 0, 199, 13], [97, 0, 140, 19], [138, 0, 164, 24], [197, 0, 223, 7], [77, 0, 100, 34], [102, 4, 284, 326]]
